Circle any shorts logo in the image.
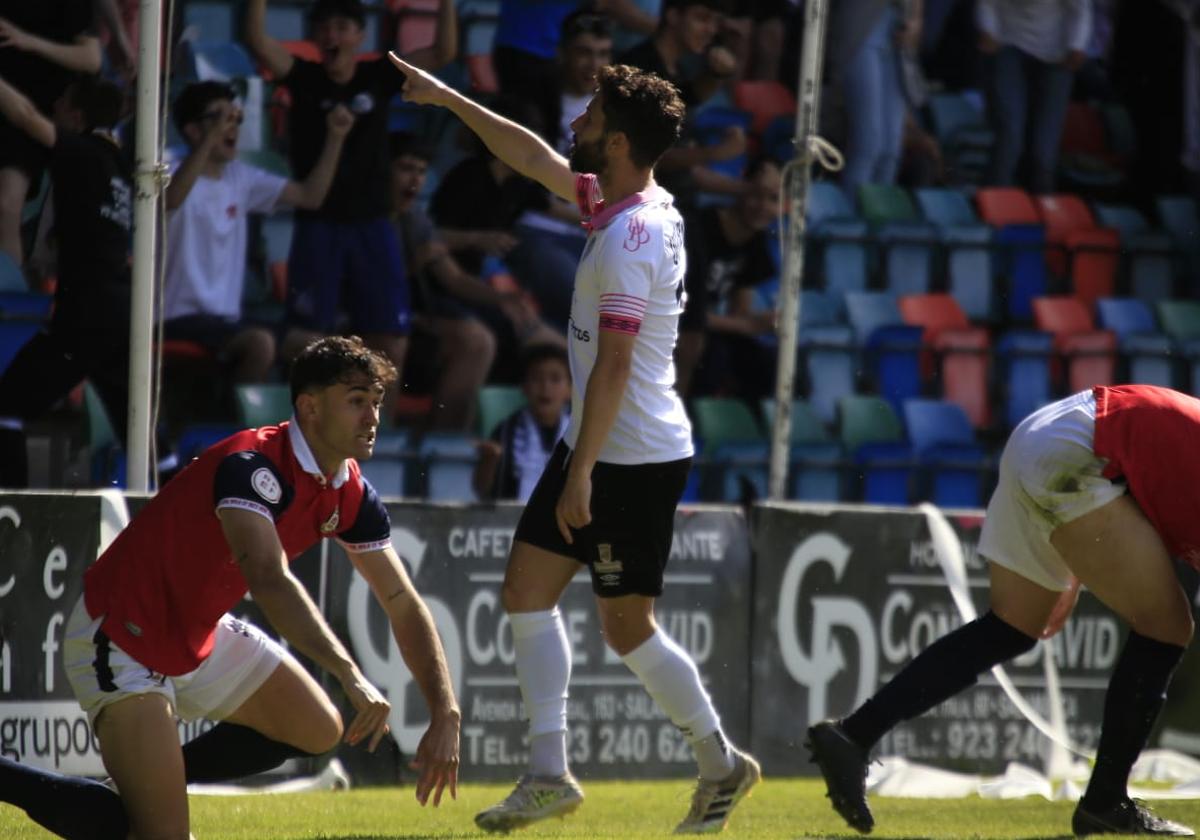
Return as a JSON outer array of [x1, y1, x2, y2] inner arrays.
[[251, 468, 282, 504], [595, 544, 623, 586], [321, 508, 341, 534]]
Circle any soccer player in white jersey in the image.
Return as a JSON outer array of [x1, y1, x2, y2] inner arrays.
[[389, 53, 761, 834]]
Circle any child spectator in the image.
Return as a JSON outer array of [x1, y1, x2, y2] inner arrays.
[[472, 343, 571, 501], [163, 81, 353, 386]]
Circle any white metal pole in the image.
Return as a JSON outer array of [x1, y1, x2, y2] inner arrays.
[[768, 0, 830, 500], [127, 0, 165, 492]]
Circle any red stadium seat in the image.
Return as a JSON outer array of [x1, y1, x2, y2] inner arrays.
[[390, 0, 439, 55], [976, 187, 1039, 227], [899, 294, 992, 428], [1034, 194, 1119, 308], [733, 80, 796, 136], [1032, 296, 1116, 391]]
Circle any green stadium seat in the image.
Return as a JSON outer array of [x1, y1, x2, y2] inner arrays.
[[476, 385, 526, 437], [235, 383, 292, 428], [690, 398, 764, 455]]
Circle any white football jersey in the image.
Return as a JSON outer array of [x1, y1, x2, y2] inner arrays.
[[563, 174, 694, 464]]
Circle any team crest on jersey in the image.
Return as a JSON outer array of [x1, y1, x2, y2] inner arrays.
[[320, 508, 341, 534], [251, 468, 282, 504]]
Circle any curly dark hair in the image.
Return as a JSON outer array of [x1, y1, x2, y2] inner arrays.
[[290, 336, 398, 403], [596, 64, 686, 169]]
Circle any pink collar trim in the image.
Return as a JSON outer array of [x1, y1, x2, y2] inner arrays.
[[589, 185, 660, 231]]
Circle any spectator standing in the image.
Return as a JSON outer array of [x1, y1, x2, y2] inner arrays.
[[978, 0, 1091, 193], [825, 0, 922, 194], [473, 343, 571, 501], [244, 0, 457, 390], [163, 81, 354, 387], [0, 74, 168, 486], [0, 2, 101, 264]]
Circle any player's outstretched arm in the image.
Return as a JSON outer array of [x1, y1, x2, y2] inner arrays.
[[219, 508, 393, 750], [0, 74, 55, 149], [388, 52, 576, 203], [350, 546, 461, 806]]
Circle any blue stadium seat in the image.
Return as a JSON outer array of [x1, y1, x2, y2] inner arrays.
[[181, 41, 257, 81], [418, 433, 477, 502], [710, 440, 769, 502], [1156, 194, 1200, 280], [903, 398, 988, 507], [1096, 298, 1174, 387], [994, 224, 1047, 322], [858, 184, 937, 297], [361, 457, 406, 499], [927, 92, 993, 183], [176, 423, 239, 465], [914, 188, 996, 322], [996, 330, 1054, 428], [0, 321, 38, 375], [1093, 203, 1176, 304], [761, 398, 844, 501], [0, 292, 52, 320], [182, 2, 236, 42], [801, 325, 857, 425], [0, 252, 25, 292], [807, 182, 870, 296], [845, 292, 924, 415]]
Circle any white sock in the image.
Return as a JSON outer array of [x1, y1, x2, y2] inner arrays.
[[510, 609, 571, 777], [621, 630, 734, 780]]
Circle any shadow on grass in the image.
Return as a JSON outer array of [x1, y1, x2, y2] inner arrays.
[[796, 836, 1076, 840]]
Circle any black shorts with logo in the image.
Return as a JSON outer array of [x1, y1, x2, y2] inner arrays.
[[513, 441, 693, 598]]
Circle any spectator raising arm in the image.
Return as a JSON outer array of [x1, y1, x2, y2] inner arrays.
[[245, 0, 296, 80], [0, 74, 55, 148], [389, 53, 576, 202], [0, 17, 101, 74], [165, 99, 241, 211], [278, 104, 355, 209]]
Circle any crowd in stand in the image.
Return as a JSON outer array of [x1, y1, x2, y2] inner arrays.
[[0, 0, 1196, 500]]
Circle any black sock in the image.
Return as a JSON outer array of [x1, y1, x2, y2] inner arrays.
[[842, 611, 1037, 750], [0, 755, 128, 840], [1082, 631, 1185, 809], [182, 722, 316, 783]]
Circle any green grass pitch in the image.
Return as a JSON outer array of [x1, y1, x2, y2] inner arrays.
[[2, 778, 1198, 838]]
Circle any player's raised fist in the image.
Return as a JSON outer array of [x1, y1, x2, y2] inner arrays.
[[388, 52, 451, 106]]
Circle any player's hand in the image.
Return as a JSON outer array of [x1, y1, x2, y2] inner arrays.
[[341, 669, 392, 751], [0, 18, 34, 52], [388, 52, 453, 107], [409, 710, 460, 806], [556, 471, 592, 544], [326, 103, 354, 137], [1041, 577, 1081, 639]]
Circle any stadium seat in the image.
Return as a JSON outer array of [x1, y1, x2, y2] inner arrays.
[[176, 423, 239, 465], [799, 323, 857, 425], [181, 41, 257, 81], [1032, 296, 1116, 392], [732, 80, 796, 136], [995, 330, 1055, 428], [913, 188, 995, 322], [0, 252, 25, 292], [858, 184, 936, 297], [691, 107, 753, 180], [807, 182, 869, 296], [1092, 203, 1176, 304], [691, 398, 767, 500], [1095, 298, 1174, 387], [1155, 300, 1200, 394], [902, 398, 988, 507], [845, 292, 925, 415], [1058, 102, 1125, 190], [476, 385, 526, 437], [1033, 194, 1119, 309], [898, 294, 991, 428], [927, 92, 993, 183], [1155, 194, 1200, 279], [182, 2, 237, 41], [84, 381, 123, 486], [0, 320, 38, 376], [265, 5, 307, 41], [976, 188, 1047, 321], [0, 292, 51, 320], [391, 0, 439, 55], [838, 395, 913, 505], [418, 432, 477, 502], [235, 384, 293, 428], [762, 398, 843, 501]]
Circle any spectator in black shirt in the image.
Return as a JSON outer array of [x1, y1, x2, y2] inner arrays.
[[244, 0, 456, 394], [677, 156, 781, 400], [0, 1, 101, 264], [0, 73, 141, 486], [617, 0, 746, 207]]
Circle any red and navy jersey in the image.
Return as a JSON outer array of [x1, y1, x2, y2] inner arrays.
[[83, 421, 391, 676], [1093, 385, 1200, 567]]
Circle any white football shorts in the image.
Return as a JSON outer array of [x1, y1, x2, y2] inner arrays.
[[63, 595, 289, 728], [978, 389, 1126, 591]]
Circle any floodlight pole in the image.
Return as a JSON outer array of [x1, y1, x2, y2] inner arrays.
[[126, 0, 165, 492], [768, 0, 830, 500]]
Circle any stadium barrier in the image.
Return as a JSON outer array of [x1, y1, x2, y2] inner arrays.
[[2, 492, 1199, 784]]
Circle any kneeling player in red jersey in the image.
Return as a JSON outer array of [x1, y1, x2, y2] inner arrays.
[[0, 335, 460, 840]]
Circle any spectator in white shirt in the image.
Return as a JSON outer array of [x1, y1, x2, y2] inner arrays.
[[163, 81, 352, 385], [977, 0, 1092, 193]]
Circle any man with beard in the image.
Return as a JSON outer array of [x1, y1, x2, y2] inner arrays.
[[389, 53, 761, 835]]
